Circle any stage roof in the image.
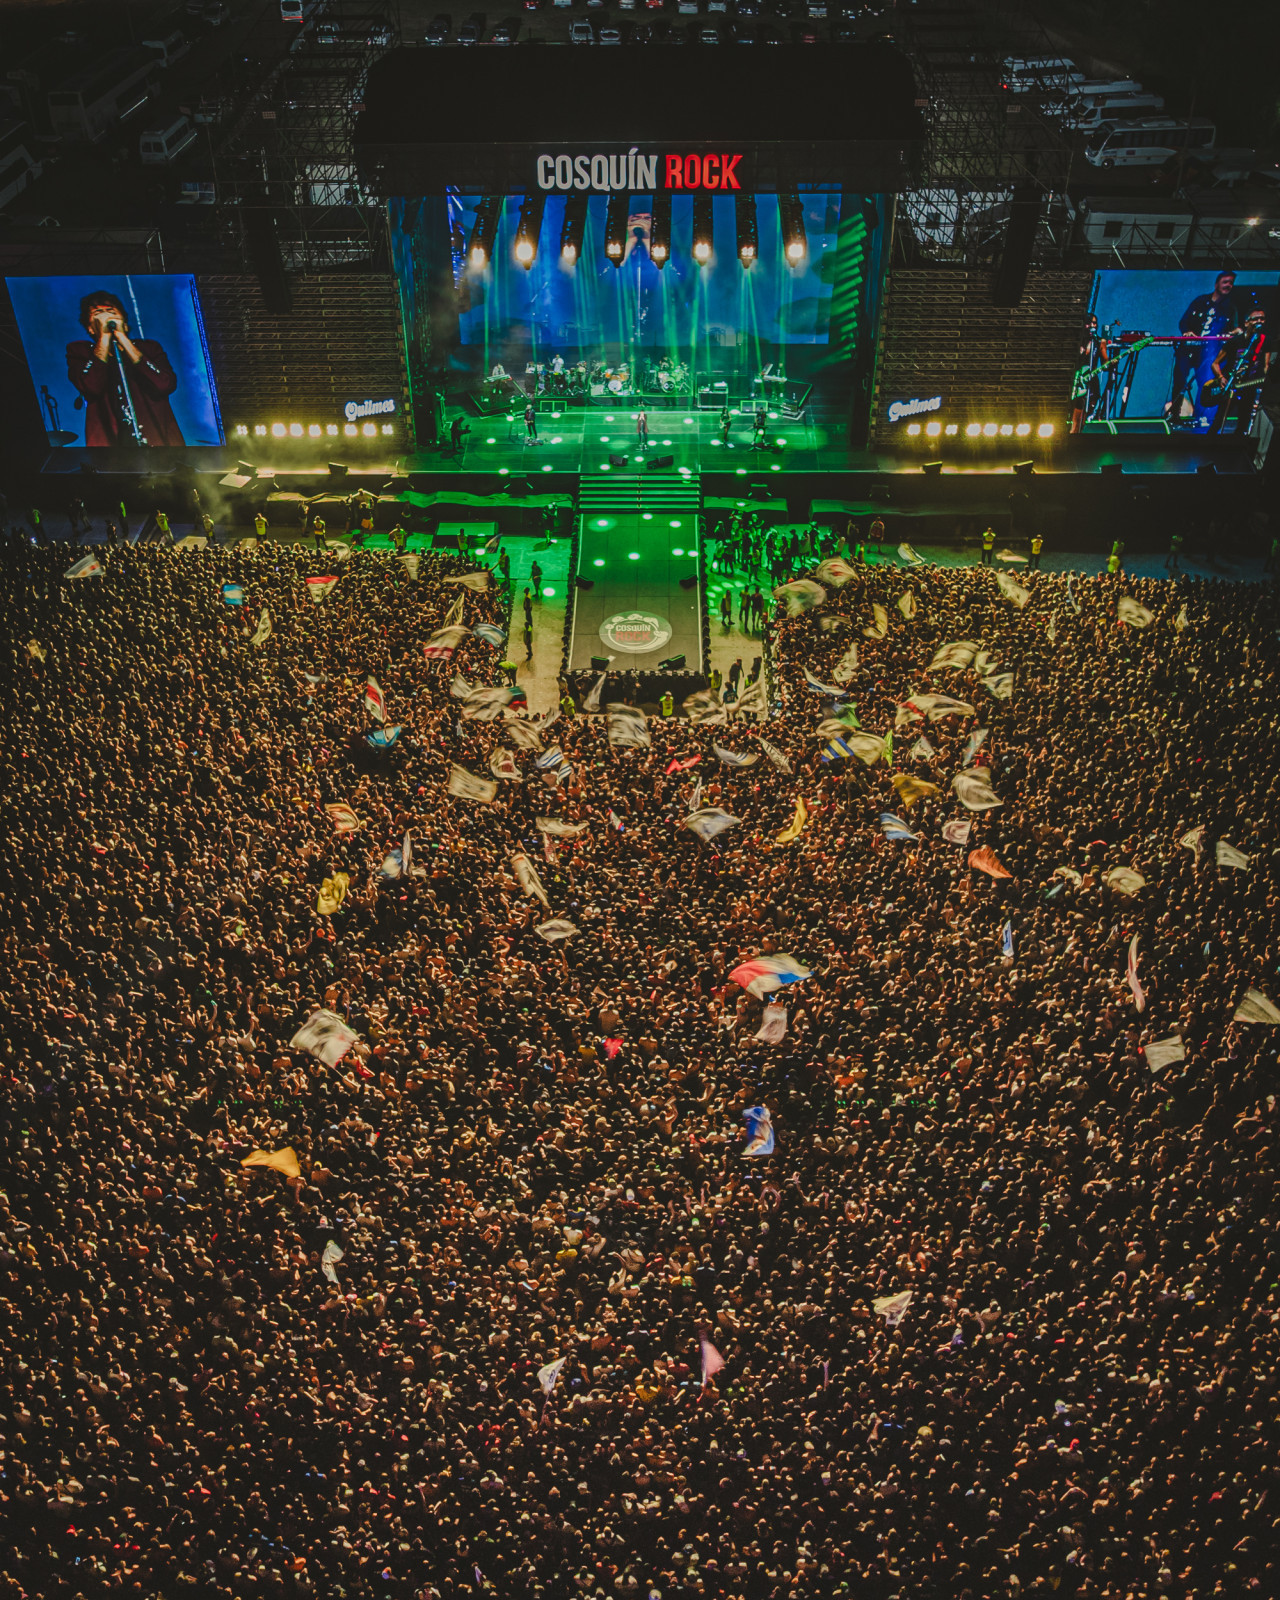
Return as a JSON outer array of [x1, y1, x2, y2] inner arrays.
[[355, 45, 923, 194]]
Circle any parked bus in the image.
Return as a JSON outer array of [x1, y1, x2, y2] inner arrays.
[[1085, 117, 1215, 168]]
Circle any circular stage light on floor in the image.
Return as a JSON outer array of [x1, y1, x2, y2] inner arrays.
[[662, 439, 672, 446], [673, 547, 684, 556], [541, 465, 552, 472], [628, 552, 640, 560], [542, 587, 555, 597], [642, 512, 653, 520], [683, 417, 693, 424], [600, 436, 610, 442], [605, 414, 615, 421], [499, 468, 509, 475], [593, 558, 605, 567], [736, 467, 747, 475], [710, 439, 722, 447], [486, 437, 496, 444], [550, 436, 563, 444], [669, 519, 682, 527]]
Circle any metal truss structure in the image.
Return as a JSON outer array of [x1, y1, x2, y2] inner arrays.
[[212, 1, 401, 272], [896, 0, 1076, 267]]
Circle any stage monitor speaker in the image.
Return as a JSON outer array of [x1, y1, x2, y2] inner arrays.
[[574, 576, 594, 590], [1099, 462, 1125, 478], [590, 656, 611, 670], [1014, 460, 1035, 476], [1196, 462, 1217, 476], [921, 461, 943, 476], [647, 454, 675, 470], [991, 185, 1042, 309], [328, 462, 348, 478], [679, 574, 698, 590], [608, 453, 630, 468], [658, 654, 686, 670]]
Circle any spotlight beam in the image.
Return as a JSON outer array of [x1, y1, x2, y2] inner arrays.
[[560, 193, 588, 264], [650, 191, 671, 267]]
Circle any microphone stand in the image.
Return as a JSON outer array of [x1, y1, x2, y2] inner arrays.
[[107, 321, 146, 446]]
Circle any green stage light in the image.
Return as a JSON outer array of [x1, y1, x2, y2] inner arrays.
[[771, 464, 781, 471], [672, 547, 684, 556], [628, 552, 640, 560], [541, 465, 552, 472], [551, 436, 563, 444], [605, 414, 616, 421], [499, 468, 509, 475], [596, 518, 610, 527], [683, 417, 693, 424], [736, 468, 746, 475], [710, 439, 722, 447], [593, 558, 605, 567], [768, 412, 778, 420], [542, 586, 555, 597], [642, 513, 653, 520], [669, 519, 682, 527], [551, 412, 562, 419], [600, 464, 610, 471], [486, 437, 496, 444], [662, 439, 672, 446], [600, 436, 610, 442], [777, 438, 787, 447]]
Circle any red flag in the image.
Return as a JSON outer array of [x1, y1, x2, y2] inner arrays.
[[968, 846, 1013, 879]]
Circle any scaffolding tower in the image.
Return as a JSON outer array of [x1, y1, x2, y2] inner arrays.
[[897, 0, 1076, 267], [212, 1, 401, 273]]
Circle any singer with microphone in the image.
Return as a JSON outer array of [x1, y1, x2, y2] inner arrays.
[[66, 291, 184, 447]]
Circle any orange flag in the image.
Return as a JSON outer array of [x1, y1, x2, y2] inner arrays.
[[241, 1148, 302, 1179], [968, 846, 1013, 879]]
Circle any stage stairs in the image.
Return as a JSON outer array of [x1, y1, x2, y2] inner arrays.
[[577, 470, 702, 520]]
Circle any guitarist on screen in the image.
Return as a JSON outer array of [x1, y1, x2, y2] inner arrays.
[[1169, 271, 1245, 430], [1205, 308, 1270, 436]]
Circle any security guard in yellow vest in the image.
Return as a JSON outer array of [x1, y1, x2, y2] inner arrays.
[[1030, 533, 1043, 570], [659, 689, 674, 718], [981, 527, 995, 566]]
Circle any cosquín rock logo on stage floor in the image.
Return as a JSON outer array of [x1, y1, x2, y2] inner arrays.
[[599, 612, 674, 655]]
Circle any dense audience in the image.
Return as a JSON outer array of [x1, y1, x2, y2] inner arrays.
[[1, 533, 1278, 1600]]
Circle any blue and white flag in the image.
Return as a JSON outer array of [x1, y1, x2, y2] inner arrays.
[[1001, 920, 1014, 959], [534, 744, 566, 772], [222, 582, 245, 606], [712, 743, 759, 768], [880, 812, 918, 842], [961, 728, 988, 768], [473, 622, 506, 648], [743, 1105, 775, 1157], [803, 666, 845, 696], [367, 725, 402, 749]]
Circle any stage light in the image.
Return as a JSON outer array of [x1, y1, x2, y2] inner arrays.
[[272, 423, 286, 437], [628, 552, 640, 560], [692, 191, 714, 264], [345, 424, 358, 437], [999, 424, 1013, 437], [982, 423, 998, 438], [252, 425, 265, 436], [362, 423, 376, 437], [1037, 423, 1055, 438], [309, 424, 321, 437], [234, 424, 248, 437], [290, 423, 303, 437], [735, 192, 758, 264], [542, 586, 555, 597], [327, 424, 338, 436], [593, 558, 605, 567], [559, 194, 587, 264], [466, 195, 503, 271], [550, 436, 563, 444], [381, 425, 394, 435], [1015, 423, 1032, 437], [907, 423, 921, 436], [672, 547, 684, 556], [779, 193, 807, 263], [605, 192, 629, 265], [944, 424, 958, 436], [650, 190, 671, 267], [513, 192, 546, 269], [926, 421, 942, 437], [965, 423, 981, 437], [670, 519, 682, 528]]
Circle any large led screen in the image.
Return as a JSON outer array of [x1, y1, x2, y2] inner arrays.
[[6, 273, 224, 448], [1077, 269, 1276, 434]]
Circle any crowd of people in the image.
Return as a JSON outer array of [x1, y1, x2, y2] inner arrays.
[[2, 529, 1278, 1600]]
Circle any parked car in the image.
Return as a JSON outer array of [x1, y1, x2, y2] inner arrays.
[[490, 19, 518, 40], [458, 12, 485, 42], [700, 22, 721, 40], [425, 13, 451, 41], [600, 25, 624, 41], [570, 18, 594, 39]]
